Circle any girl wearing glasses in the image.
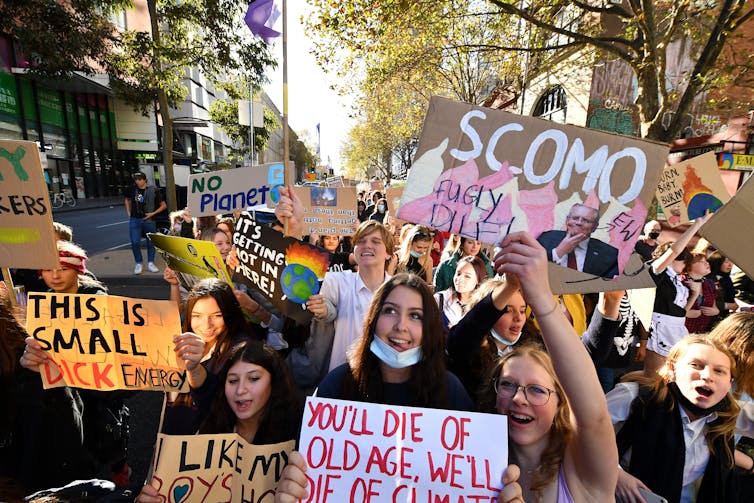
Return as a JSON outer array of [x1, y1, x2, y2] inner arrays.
[[478, 231, 617, 503]]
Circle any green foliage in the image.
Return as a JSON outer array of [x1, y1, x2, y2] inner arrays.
[[0, 0, 130, 78]]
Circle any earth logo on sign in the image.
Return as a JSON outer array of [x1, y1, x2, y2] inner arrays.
[[279, 242, 330, 304]]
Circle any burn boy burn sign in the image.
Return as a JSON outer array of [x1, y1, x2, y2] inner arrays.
[[27, 293, 187, 392], [298, 397, 508, 502]]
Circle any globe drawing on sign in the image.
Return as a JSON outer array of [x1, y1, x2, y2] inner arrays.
[[281, 264, 319, 303], [280, 242, 330, 304], [687, 192, 723, 220]]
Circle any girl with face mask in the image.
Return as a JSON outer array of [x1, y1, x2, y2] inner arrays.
[[368, 197, 388, 223], [434, 255, 488, 334], [388, 225, 434, 284], [274, 273, 525, 503]]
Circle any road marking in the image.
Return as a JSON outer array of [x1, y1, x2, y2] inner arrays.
[[106, 242, 131, 251], [96, 220, 129, 228]]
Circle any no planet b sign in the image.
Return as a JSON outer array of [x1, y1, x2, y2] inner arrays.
[[187, 162, 294, 216]]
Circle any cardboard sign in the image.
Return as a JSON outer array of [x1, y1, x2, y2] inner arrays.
[[718, 153, 754, 170], [326, 176, 344, 187], [149, 233, 233, 285], [626, 287, 657, 332], [292, 186, 359, 236], [232, 214, 330, 324], [187, 162, 292, 216], [26, 293, 186, 392], [657, 152, 731, 227], [152, 434, 294, 502], [298, 397, 508, 502], [0, 140, 58, 268], [385, 186, 404, 217], [698, 176, 754, 279], [397, 96, 668, 292]]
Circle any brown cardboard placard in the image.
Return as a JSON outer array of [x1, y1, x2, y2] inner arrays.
[[27, 293, 186, 392], [151, 434, 294, 502], [397, 96, 668, 293], [292, 186, 359, 236], [656, 151, 731, 227], [698, 176, 754, 279], [0, 140, 58, 268]]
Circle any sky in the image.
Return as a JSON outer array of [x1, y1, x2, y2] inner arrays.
[[263, 1, 353, 174]]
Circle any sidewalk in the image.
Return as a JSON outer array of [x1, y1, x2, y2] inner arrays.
[[88, 248, 168, 278], [51, 195, 123, 214]]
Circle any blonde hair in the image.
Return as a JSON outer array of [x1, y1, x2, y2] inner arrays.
[[625, 335, 739, 466], [708, 312, 754, 397], [481, 345, 572, 501]]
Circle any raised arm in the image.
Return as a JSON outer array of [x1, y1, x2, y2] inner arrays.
[[652, 213, 711, 274], [493, 231, 617, 500]]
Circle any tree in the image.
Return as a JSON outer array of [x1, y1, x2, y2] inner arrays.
[[208, 80, 280, 165], [0, 0, 129, 77], [306, 0, 523, 174], [3, 0, 276, 211], [108, 0, 275, 211], [484, 0, 754, 141]]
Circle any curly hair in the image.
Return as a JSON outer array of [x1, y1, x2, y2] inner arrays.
[[198, 340, 303, 443], [478, 344, 572, 502], [623, 335, 739, 466], [341, 273, 448, 408]]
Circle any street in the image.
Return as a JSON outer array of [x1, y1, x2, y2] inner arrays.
[[53, 204, 131, 255]]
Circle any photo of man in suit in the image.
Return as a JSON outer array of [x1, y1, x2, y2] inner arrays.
[[537, 203, 619, 278]]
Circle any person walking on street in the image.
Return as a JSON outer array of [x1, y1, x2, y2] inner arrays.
[[124, 172, 166, 275]]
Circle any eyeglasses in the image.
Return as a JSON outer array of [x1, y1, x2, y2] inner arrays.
[[492, 378, 557, 406], [566, 215, 595, 225]]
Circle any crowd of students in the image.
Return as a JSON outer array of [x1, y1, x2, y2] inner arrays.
[[2, 186, 754, 503]]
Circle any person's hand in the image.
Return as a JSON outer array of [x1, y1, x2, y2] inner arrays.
[[163, 266, 179, 286], [135, 482, 161, 503], [173, 332, 206, 372], [686, 308, 702, 319], [497, 463, 524, 503], [493, 231, 552, 311], [275, 185, 304, 238], [226, 246, 241, 271], [305, 293, 328, 319], [554, 232, 585, 259], [234, 290, 260, 315], [615, 468, 650, 502], [275, 451, 308, 503], [685, 279, 702, 296], [700, 305, 719, 316], [20, 336, 49, 372]]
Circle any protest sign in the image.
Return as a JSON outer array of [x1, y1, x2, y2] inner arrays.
[[626, 287, 657, 332], [326, 176, 344, 187], [26, 293, 186, 392], [149, 233, 233, 285], [298, 397, 508, 502], [232, 214, 330, 324], [718, 153, 754, 170], [187, 162, 292, 216], [397, 96, 667, 293], [698, 176, 754, 279], [657, 151, 731, 227], [0, 140, 58, 268], [152, 434, 294, 503], [292, 186, 359, 236]]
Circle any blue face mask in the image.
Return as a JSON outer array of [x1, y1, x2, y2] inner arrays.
[[377, 204, 386, 212], [490, 328, 521, 347], [409, 249, 422, 259], [370, 336, 423, 368]]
